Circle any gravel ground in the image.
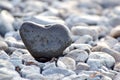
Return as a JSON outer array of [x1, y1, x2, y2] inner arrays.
[[0, 0, 120, 80]]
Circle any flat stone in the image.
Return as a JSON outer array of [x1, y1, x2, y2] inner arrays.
[[20, 22, 72, 62]]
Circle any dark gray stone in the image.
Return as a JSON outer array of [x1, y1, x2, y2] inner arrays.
[[20, 22, 72, 62]]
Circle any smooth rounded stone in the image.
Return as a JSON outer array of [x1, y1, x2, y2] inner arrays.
[[87, 52, 115, 70], [5, 31, 21, 40], [110, 26, 120, 38], [10, 57, 23, 67], [20, 22, 72, 62], [0, 10, 14, 36], [74, 35, 93, 44], [5, 39, 25, 49], [21, 53, 35, 62], [65, 14, 101, 28], [0, 1, 14, 11], [113, 43, 120, 52], [62, 74, 89, 80], [113, 73, 120, 80], [21, 0, 46, 13], [71, 35, 81, 42], [43, 62, 56, 70], [71, 26, 98, 41], [0, 67, 20, 80], [0, 41, 8, 50], [103, 36, 118, 48], [65, 49, 88, 62], [75, 62, 90, 74], [24, 15, 65, 26], [0, 59, 15, 70], [101, 48, 120, 62], [57, 57, 76, 70], [108, 16, 120, 27], [25, 73, 45, 80], [42, 67, 75, 76], [0, 50, 10, 60], [21, 65, 40, 77], [64, 43, 91, 54], [113, 6, 120, 15]]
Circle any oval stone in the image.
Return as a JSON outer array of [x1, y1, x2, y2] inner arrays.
[[19, 22, 72, 62]]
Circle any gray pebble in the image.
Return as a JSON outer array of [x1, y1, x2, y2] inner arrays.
[[0, 10, 14, 36], [65, 49, 88, 62], [0, 67, 20, 80], [0, 41, 8, 50], [0, 59, 15, 70], [71, 26, 98, 41], [57, 57, 76, 70], [87, 52, 115, 70], [42, 67, 75, 76], [21, 65, 40, 77], [20, 22, 72, 61]]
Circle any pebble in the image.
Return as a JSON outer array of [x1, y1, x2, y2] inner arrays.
[[0, 67, 20, 80], [65, 49, 88, 62], [87, 52, 115, 70], [0, 10, 14, 36], [5, 31, 21, 40], [75, 62, 90, 74], [57, 57, 76, 70], [0, 41, 8, 50], [20, 22, 72, 62], [110, 26, 120, 38], [113, 43, 120, 52], [71, 26, 98, 41], [21, 65, 40, 77], [0, 1, 14, 11], [0, 0, 119, 80], [66, 14, 101, 28], [42, 67, 75, 76], [24, 16, 65, 25]]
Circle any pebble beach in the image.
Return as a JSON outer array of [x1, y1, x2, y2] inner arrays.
[[0, 0, 120, 80]]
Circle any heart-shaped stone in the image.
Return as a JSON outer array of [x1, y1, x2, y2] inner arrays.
[[20, 22, 72, 62]]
